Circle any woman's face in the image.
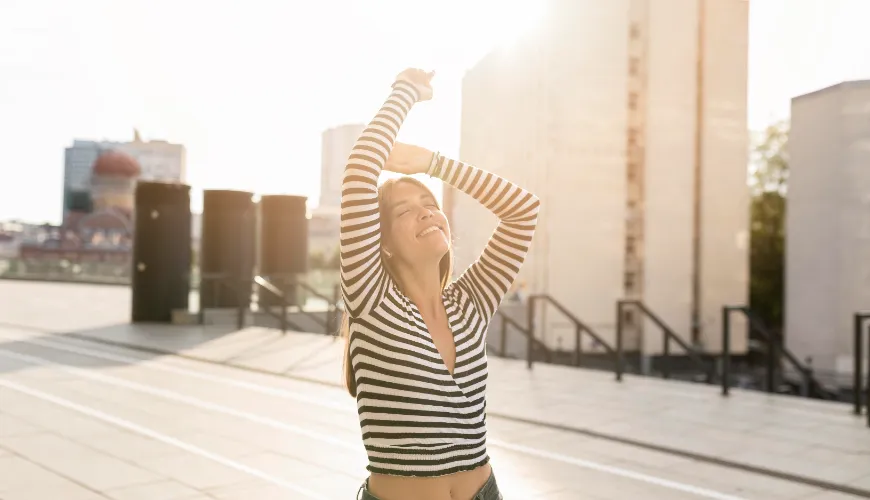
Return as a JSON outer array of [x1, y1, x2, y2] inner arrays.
[[382, 180, 451, 265]]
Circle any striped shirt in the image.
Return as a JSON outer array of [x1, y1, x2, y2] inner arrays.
[[341, 79, 540, 477]]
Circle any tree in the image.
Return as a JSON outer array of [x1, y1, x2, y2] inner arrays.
[[749, 121, 789, 333]]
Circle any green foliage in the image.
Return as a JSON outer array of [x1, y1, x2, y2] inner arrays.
[[749, 121, 788, 332]]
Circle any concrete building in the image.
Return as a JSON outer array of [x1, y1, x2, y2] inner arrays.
[[308, 208, 340, 258], [320, 124, 364, 210], [786, 80, 870, 382], [117, 131, 186, 184], [310, 124, 363, 264], [450, 0, 750, 357]]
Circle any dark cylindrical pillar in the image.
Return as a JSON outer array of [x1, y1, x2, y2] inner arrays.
[[200, 190, 255, 309], [259, 195, 308, 306], [132, 181, 192, 323]]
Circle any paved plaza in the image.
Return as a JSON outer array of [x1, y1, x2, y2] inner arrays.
[[0, 280, 869, 499]]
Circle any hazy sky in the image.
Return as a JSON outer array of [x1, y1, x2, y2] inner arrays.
[[2, 0, 870, 224]]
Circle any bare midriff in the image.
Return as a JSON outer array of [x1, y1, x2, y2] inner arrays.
[[367, 462, 492, 500]]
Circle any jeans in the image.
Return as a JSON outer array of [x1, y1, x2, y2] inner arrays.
[[357, 472, 502, 500]]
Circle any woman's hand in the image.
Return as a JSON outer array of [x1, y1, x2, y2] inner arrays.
[[395, 68, 435, 101], [385, 142, 435, 175]]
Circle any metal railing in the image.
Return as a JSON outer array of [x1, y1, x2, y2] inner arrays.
[[257, 273, 341, 336], [527, 294, 618, 372], [252, 276, 292, 333], [491, 310, 551, 363], [854, 312, 870, 426], [616, 300, 713, 383], [721, 306, 816, 397], [197, 272, 248, 330]]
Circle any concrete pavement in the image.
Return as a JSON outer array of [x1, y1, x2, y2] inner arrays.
[[1, 280, 869, 499]]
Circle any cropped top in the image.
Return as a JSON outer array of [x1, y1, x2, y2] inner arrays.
[[340, 79, 540, 477]]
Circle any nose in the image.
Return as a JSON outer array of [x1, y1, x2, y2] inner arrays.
[[418, 207, 434, 220]]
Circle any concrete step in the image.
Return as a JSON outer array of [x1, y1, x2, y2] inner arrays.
[[171, 308, 254, 327], [172, 306, 339, 336]]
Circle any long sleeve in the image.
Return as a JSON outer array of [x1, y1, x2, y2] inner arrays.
[[436, 157, 540, 321], [339, 80, 421, 318]]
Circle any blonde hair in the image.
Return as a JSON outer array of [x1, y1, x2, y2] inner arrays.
[[340, 177, 453, 397]]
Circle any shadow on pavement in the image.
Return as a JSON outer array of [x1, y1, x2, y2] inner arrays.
[[0, 279, 338, 377], [0, 321, 240, 376]]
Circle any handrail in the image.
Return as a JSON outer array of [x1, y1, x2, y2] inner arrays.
[[527, 294, 617, 372], [198, 272, 247, 330], [197, 272, 340, 336], [617, 299, 713, 383], [722, 306, 816, 397], [492, 309, 551, 363], [252, 276, 293, 333], [257, 273, 341, 336], [854, 312, 870, 426]]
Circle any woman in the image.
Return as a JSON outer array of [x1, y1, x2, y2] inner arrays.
[[340, 68, 540, 500]]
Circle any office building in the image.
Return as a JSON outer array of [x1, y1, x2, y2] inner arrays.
[[118, 130, 186, 184], [320, 124, 364, 210], [450, 0, 750, 356]]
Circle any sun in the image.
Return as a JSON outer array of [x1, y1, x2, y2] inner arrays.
[[488, 0, 548, 50]]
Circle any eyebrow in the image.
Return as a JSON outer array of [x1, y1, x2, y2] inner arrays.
[[390, 194, 436, 212], [389, 200, 408, 212]]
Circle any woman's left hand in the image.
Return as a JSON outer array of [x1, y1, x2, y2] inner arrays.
[[385, 142, 435, 175]]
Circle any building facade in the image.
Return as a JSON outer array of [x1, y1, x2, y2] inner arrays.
[[320, 123, 365, 211], [450, 0, 750, 357], [117, 131, 186, 184], [63, 140, 111, 217], [786, 80, 870, 382], [62, 132, 186, 219]]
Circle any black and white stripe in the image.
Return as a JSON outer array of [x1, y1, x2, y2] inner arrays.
[[340, 79, 540, 477]]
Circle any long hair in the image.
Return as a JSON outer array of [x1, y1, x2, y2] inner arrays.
[[340, 176, 453, 397]]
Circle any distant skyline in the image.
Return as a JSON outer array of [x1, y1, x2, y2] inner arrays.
[[2, 0, 870, 224]]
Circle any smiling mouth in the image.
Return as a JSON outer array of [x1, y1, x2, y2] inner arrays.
[[416, 225, 443, 238]]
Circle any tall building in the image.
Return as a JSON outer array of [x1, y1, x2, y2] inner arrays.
[[61, 132, 186, 219], [320, 123, 364, 211], [118, 130, 187, 184], [786, 80, 870, 381], [451, 0, 750, 356], [63, 140, 112, 217]]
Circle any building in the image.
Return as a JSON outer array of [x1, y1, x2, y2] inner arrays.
[[18, 151, 139, 282], [90, 150, 140, 214], [308, 208, 341, 259], [62, 132, 186, 219], [118, 130, 186, 184], [311, 124, 363, 262], [320, 124, 364, 210], [786, 80, 870, 382], [450, 0, 750, 357], [63, 140, 112, 217]]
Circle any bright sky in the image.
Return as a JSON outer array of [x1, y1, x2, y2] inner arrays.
[[2, 0, 870, 224]]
